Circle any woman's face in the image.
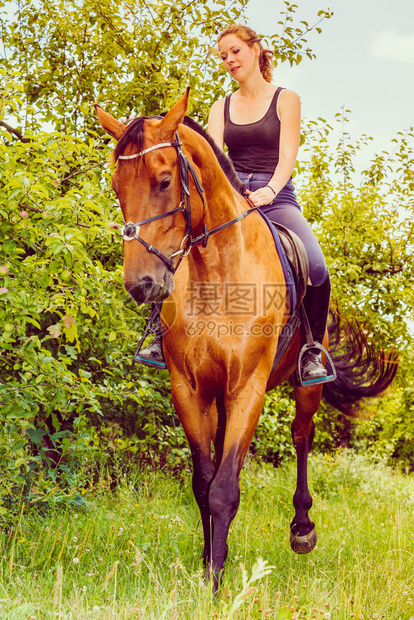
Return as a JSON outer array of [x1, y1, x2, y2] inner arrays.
[[219, 34, 259, 81]]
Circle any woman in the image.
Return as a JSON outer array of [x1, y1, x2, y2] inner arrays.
[[139, 23, 331, 384], [207, 23, 331, 384]]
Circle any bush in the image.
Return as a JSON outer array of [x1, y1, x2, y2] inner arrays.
[[250, 390, 296, 466], [0, 121, 179, 514]]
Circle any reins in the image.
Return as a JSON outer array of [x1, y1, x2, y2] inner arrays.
[[119, 128, 261, 274], [188, 198, 261, 248]]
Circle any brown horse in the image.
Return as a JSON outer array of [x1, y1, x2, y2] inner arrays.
[[95, 90, 397, 590]]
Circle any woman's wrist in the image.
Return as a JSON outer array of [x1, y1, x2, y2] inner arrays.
[[266, 184, 277, 197]]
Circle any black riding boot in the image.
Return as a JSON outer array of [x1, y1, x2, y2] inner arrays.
[[134, 309, 166, 369], [300, 274, 331, 385]]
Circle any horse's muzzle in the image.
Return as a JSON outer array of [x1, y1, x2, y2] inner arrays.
[[125, 274, 174, 304]]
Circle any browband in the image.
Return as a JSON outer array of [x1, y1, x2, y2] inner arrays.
[[118, 141, 181, 160]]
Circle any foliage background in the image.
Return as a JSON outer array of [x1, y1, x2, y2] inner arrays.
[[0, 0, 413, 519]]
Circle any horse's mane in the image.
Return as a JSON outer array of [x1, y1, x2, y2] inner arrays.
[[182, 117, 245, 196], [113, 115, 246, 196]]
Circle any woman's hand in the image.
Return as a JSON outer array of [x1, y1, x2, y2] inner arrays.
[[247, 185, 276, 207]]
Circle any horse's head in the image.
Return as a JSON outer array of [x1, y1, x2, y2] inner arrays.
[[96, 89, 195, 304]]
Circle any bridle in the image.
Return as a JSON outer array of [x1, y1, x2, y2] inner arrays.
[[118, 126, 263, 275], [119, 132, 205, 274]]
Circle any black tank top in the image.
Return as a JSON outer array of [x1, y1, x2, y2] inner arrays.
[[223, 87, 284, 174]]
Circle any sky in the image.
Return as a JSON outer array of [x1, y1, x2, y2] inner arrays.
[[245, 0, 414, 172]]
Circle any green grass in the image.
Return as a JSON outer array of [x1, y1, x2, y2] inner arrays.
[[0, 451, 414, 619]]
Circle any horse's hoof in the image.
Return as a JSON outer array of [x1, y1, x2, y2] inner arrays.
[[290, 526, 317, 554], [203, 566, 222, 595]]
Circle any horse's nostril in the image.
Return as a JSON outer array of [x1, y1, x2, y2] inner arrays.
[[128, 283, 155, 304], [126, 276, 171, 305], [140, 276, 155, 294]]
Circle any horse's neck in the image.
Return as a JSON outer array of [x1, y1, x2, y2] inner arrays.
[[191, 150, 247, 237], [188, 193, 269, 287], [185, 136, 269, 279], [192, 190, 248, 274]]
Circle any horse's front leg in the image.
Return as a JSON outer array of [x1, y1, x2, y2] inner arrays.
[[289, 383, 322, 553], [207, 381, 266, 592], [191, 443, 216, 566], [171, 381, 217, 565]]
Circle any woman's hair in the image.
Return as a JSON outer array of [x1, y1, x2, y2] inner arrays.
[[218, 24, 274, 83]]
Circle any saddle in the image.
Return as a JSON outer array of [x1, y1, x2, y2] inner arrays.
[[269, 220, 336, 385]]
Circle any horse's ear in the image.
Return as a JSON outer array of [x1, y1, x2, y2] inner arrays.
[[94, 104, 126, 141], [158, 87, 190, 139]]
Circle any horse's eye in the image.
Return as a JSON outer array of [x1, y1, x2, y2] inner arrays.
[[160, 178, 171, 191]]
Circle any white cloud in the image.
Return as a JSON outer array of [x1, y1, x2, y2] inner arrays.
[[369, 30, 414, 64]]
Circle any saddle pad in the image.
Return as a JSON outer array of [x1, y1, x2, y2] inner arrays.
[[271, 221, 309, 308], [257, 211, 301, 373], [258, 210, 297, 312]]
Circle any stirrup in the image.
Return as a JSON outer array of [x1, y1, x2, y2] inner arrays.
[[135, 355, 167, 370], [297, 342, 336, 387], [134, 339, 167, 369], [133, 305, 167, 370]]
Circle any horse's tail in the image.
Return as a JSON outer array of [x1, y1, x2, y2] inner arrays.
[[322, 310, 399, 415]]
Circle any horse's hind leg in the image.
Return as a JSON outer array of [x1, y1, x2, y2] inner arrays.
[[290, 383, 322, 554]]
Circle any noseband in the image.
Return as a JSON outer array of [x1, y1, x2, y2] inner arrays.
[[119, 132, 205, 274]]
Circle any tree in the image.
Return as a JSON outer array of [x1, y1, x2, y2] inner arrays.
[[295, 113, 414, 460], [5, 0, 412, 508], [0, 0, 335, 513], [298, 112, 414, 349], [1, 0, 332, 135]]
